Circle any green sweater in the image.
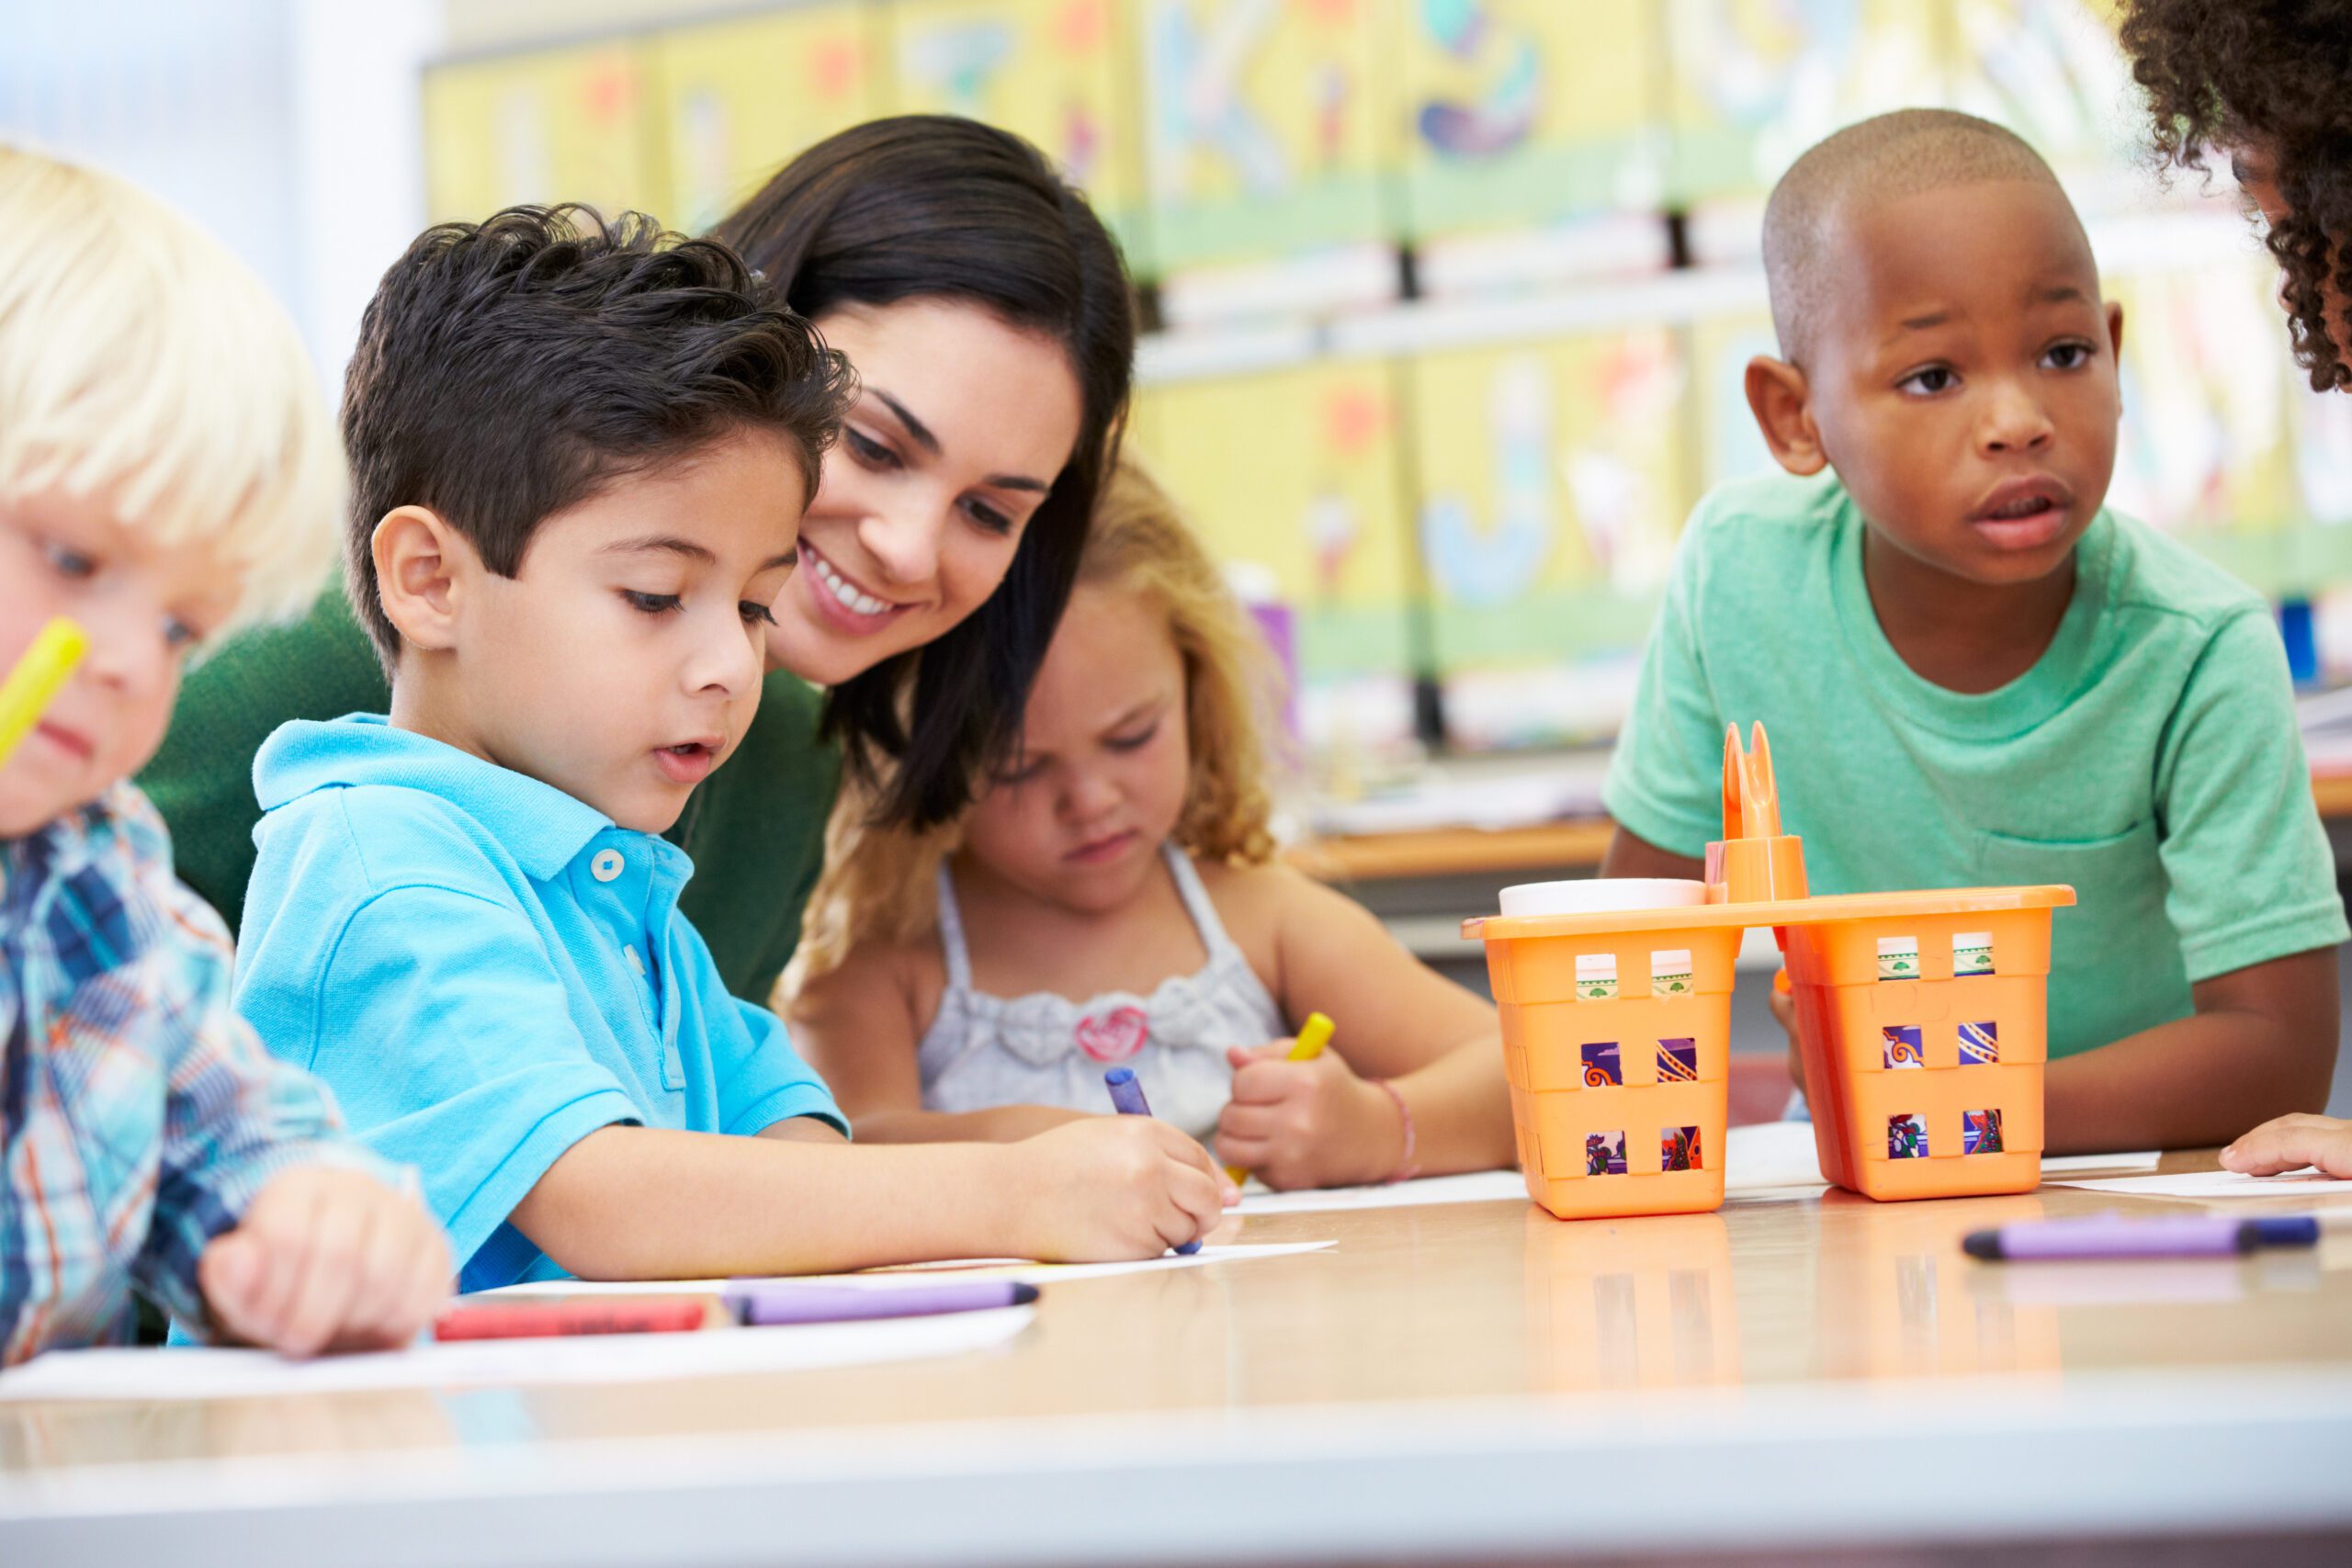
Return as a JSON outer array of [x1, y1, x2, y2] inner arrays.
[[141, 584, 840, 1004]]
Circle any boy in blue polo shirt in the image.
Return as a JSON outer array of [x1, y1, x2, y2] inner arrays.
[[234, 209, 1227, 1290], [1603, 111, 2346, 1154]]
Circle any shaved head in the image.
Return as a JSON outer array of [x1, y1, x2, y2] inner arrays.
[[1763, 109, 2073, 367]]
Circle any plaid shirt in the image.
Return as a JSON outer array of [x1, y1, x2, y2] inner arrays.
[[1, 783, 390, 1365]]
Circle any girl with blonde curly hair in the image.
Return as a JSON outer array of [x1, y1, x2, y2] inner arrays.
[[789, 459, 1513, 1190]]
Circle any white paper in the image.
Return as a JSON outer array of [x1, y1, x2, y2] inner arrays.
[[2040, 1150, 2162, 1175], [1723, 1121, 1830, 1193], [479, 1240, 1337, 1298], [2045, 1168, 2352, 1201], [0, 1305, 1035, 1403], [1235, 1169, 1528, 1215]]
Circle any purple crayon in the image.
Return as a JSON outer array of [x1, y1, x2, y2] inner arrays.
[[1963, 1213, 2319, 1261], [1103, 1066, 1202, 1255], [726, 1279, 1037, 1326]]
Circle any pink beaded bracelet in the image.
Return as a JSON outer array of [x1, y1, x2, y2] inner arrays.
[[1372, 1077, 1419, 1183]]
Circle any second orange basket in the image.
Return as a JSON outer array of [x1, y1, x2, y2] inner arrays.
[[1467, 724, 2074, 1218]]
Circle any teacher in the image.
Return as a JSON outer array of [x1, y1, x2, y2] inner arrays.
[[141, 115, 1135, 1001], [2119, 2, 2351, 391]]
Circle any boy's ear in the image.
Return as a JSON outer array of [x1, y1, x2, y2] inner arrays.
[[1744, 355, 1828, 477], [371, 506, 475, 654], [2104, 298, 2126, 363]]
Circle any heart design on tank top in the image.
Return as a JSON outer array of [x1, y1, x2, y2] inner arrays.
[[1074, 1006, 1148, 1064]]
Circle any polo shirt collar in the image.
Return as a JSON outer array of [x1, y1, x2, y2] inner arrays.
[[254, 714, 615, 880]]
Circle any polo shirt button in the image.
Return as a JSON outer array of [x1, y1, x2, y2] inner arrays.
[[591, 849, 625, 883]]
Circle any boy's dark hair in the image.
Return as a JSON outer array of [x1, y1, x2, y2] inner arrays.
[[341, 206, 854, 670], [711, 116, 1136, 832], [2120, 0, 2352, 391]]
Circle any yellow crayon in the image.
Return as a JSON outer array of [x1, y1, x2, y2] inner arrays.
[[0, 619, 87, 768], [1226, 1011, 1337, 1187]]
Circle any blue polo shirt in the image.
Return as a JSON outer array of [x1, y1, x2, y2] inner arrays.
[[233, 716, 844, 1292]]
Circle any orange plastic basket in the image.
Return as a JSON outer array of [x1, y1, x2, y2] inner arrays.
[[1484, 913, 1739, 1219], [1467, 724, 2073, 1217]]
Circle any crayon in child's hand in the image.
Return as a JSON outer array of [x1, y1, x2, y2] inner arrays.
[[0, 618, 87, 768], [1102, 1066, 1201, 1255], [1225, 1012, 1337, 1187]]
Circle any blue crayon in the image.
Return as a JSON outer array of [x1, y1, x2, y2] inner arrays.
[[1102, 1066, 1202, 1256]]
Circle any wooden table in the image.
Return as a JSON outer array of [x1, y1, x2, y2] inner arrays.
[[6, 1155, 2350, 1566]]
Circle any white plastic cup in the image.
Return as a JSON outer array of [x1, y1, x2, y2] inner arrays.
[[1498, 878, 1710, 918]]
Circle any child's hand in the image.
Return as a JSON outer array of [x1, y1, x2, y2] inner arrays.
[[1770, 972, 1807, 1099], [1216, 1042, 1400, 1190], [198, 1167, 451, 1357], [1004, 1117, 1230, 1261], [2221, 1113, 2352, 1179]]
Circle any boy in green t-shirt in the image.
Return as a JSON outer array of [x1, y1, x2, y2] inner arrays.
[[1602, 109, 2346, 1154]]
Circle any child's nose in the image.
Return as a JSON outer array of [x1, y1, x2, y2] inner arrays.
[[1980, 378, 2055, 453], [687, 614, 763, 697], [1062, 768, 1122, 821]]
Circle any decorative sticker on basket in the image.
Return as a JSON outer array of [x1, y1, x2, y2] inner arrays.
[[1575, 954, 1617, 1000], [1954, 931, 1994, 976], [1877, 936, 1919, 981], [1649, 949, 1693, 998], [1887, 1113, 1928, 1159], [1963, 1108, 2004, 1155], [1882, 1024, 1924, 1070], [1657, 1038, 1699, 1083], [1660, 1124, 1702, 1170], [1586, 1132, 1627, 1176], [1581, 1042, 1622, 1087], [1959, 1021, 1999, 1066]]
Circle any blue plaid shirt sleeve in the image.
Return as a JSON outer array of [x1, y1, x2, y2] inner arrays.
[[119, 811, 399, 1332]]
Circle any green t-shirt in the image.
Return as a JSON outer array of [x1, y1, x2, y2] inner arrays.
[[140, 583, 841, 1003], [1604, 470, 2346, 1059]]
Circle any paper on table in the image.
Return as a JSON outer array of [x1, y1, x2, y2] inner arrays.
[[1723, 1121, 1829, 1194], [2045, 1168, 2352, 1201], [2041, 1150, 2162, 1175], [0, 1305, 1034, 1404], [479, 1240, 1337, 1298], [1235, 1169, 1527, 1215]]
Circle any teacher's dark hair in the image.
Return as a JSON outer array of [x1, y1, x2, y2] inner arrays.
[[712, 116, 1136, 829], [2120, 0, 2352, 391]]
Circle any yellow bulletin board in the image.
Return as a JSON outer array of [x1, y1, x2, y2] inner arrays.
[[889, 0, 1147, 265], [2106, 257, 2299, 576], [1391, 0, 1668, 239], [648, 3, 890, 235], [1685, 309, 1782, 495], [1665, 0, 1951, 205], [1129, 359, 1419, 695], [1407, 328, 1692, 721], [1138, 0, 1403, 269], [424, 41, 667, 224], [1945, 0, 2142, 206]]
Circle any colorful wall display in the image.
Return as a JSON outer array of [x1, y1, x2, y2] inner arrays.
[[1129, 360, 1421, 751], [1665, 0, 1950, 206], [2107, 258, 2298, 559], [648, 3, 888, 235], [423, 41, 666, 224], [889, 0, 1147, 265], [1407, 329, 1694, 745], [1390, 0, 1668, 239], [1137, 0, 1402, 269]]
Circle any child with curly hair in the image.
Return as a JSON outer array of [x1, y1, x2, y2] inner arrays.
[[2122, 0, 2352, 392], [2121, 0, 2352, 1177], [788, 460, 1515, 1190]]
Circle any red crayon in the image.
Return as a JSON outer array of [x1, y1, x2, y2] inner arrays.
[[433, 1299, 707, 1341]]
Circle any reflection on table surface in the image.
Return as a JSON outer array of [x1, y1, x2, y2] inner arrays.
[[6, 1149, 2347, 1477]]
